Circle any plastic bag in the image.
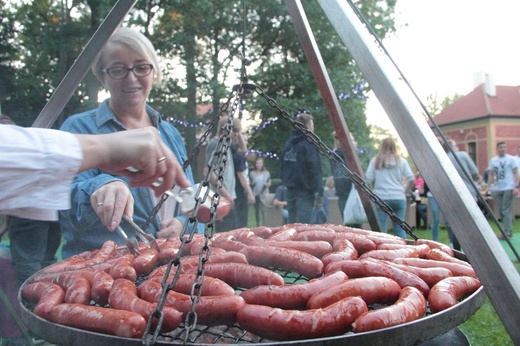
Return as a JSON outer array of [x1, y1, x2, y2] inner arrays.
[[343, 188, 367, 225]]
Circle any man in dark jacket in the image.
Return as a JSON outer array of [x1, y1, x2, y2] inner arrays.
[[281, 113, 324, 223]]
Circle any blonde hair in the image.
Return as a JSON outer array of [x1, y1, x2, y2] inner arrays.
[[91, 27, 161, 86], [374, 137, 399, 169]]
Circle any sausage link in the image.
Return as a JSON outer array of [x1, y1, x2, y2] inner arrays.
[[426, 248, 473, 267], [109, 253, 138, 282], [49, 303, 147, 338], [307, 276, 401, 309], [147, 273, 236, 296], [352, 286, 427, 333], [240, 245, 324, 279], [261, 240, 333, 259], [236, 296, 367, 341], [184, 262, 285, 288], [76, 269, 114, 306], [138, 280, 245, 326], [321, 238, 358, 266], [359, 247, 420, 261], [109, 278, 182, 332], [325, 259, 430, 296], [377, 243, 431, 258], [392, 258, 476, 278], [268, 227, 298, 241], [428, 276, 482, 313], [132, 247, 159, 276], [381, 260, 453, 288], [21, 282, 65, 320], [414, 239, 454, 256], [240, 271, 348, 310]]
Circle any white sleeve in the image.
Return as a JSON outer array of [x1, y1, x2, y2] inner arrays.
[[0, 125, 83, 220]]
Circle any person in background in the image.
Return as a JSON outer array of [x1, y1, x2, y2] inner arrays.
[[232, 121, 255, 228], [281, 113, 323, 224], [324, 176, 336, 197], [365, 137, 414, 238], [330, 131, 363, 227], [273, 184, 288, 224], [424, 182, 441, 241], [59, 27, 195, 258], [487, 141, 518, 239], [249, 157, 271, 226], [413, 171, 428, 230], [205, 115, 238, 232], [441, 138, 481, 249]]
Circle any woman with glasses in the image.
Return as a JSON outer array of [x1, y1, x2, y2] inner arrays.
[[59, 27, 195, 258]]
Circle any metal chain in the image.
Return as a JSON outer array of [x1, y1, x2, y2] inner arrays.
[[253, 84, 417, 240], [141, 86, 242, 345]]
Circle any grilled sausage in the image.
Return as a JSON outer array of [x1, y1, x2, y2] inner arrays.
[[109, 253, 138, 282], [428, 276, 482, 313], [49, 303, 147, 338], [352, 286, 427, 332], [240, 245, 324, 279], [184, 262, 285, 288], [240, 271, 348, 310], [414, 239, 454, 256], [109, 278, 182, 332], [392, 258, 477, 278], [359, 247, 420, 261], [380, 260, 453, 288], [321, 238, 358, 266], [138, 280, 246, 326], [236, 296, 368, 341], [325, 259, 430, 296], [21, 282, 65, 320], [132, 247, 159, 276], [147, 273, 236, 296], [307, 276, 402, 309], [426, 248, 473, 267]]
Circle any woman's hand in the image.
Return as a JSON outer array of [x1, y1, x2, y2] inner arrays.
[[157, 218, 183, 239], [91, 181, 134, 231]]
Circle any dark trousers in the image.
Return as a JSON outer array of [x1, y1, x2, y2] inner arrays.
[[235, 191, 249, 228], [416, 203, 428, 229], [287, 189, 315, 224], [8, 217, 61, 286]]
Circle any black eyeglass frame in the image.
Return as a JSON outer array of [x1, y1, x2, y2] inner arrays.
[[102, 63, 154, 80]]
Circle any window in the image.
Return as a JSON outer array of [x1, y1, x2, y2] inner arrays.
[[468, 142, 477, 163]]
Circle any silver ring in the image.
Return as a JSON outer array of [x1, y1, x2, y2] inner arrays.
[[158, 156, 166, 163], [97, 202, 104, 207]]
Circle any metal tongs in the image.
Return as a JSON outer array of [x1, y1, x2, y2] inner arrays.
[[116, 215, 160, 256]]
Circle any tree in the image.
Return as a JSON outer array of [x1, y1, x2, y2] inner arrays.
[[1, 0, 397, 180]]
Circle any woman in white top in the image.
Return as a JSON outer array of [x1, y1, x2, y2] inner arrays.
[[365, 137, 414, 238]]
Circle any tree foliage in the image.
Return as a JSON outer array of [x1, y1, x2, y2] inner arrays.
[[1, 0, 397, 177]]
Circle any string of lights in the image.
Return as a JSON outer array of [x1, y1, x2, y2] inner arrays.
[[165, 83, 368, 159]]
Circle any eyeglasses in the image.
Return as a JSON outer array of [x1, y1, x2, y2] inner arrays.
[[102, 64, 154, 80]]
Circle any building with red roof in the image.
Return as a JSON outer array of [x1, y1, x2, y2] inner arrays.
[[432, 73, 520, 174]]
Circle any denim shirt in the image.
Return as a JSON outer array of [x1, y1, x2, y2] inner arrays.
[[59, 100, 194, 258]]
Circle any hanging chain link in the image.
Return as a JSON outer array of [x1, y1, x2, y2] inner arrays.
[[141, 86, 243, 346], [253, 84, 417, 241]]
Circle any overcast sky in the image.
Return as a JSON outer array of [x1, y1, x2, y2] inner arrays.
[[365, 0, 520, 134]]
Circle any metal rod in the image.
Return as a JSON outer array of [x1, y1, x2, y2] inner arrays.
[[285, 0, 382, 233], [32, 0, 137, 129], [316, 0, 520, 342]]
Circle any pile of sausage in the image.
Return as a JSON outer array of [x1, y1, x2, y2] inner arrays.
[[21, 223, 482, 342]]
